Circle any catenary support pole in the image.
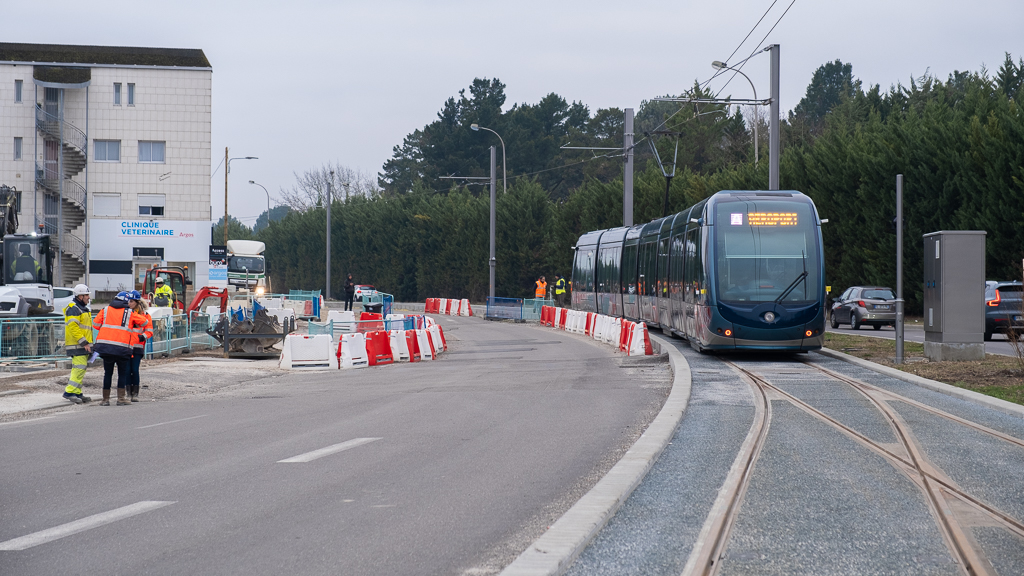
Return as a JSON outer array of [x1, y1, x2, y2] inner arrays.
[[623, 108, 634, 227], [326, 174, 332, 300], [769, 44, 780, 191], [223, 147, 229, 247], [489, 146, 496, 302], [896, 174, 905, 364]]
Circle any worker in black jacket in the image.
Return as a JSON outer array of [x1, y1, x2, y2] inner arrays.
[[343, 274, 355, 311]]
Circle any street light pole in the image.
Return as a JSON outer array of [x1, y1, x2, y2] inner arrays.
[[712, 61, 759, 166], [471, 124, 506, 193], [223, 150, 258, 245], [248, 180, 271, 228], [769, 44, 780, 190], [326, 172, 333, 300], [489, 146, 496, 302]]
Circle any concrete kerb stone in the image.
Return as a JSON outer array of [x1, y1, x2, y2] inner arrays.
[[814, 347, 1024, 419], [498, 332, 691, 576]]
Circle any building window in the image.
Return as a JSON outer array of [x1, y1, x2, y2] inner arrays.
[[13, 137, 22, 161], [14, 80, 22, 103], [138, 141, 165, 163], [93, 194, 121, 217], [113, 83, 121, 105], [95, 140, 121, 162], [139, 194, 165, 216], [127, 83, 135, 106]]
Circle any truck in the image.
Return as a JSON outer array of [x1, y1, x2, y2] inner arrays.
[[226, 240, 269, 295]]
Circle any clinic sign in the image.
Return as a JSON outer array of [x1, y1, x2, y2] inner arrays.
[[119, 221, 193, 237]]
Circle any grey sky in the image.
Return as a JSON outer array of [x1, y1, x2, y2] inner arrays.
[[3, 0, 1022, 226]]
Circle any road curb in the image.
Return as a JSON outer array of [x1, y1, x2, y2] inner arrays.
[[814, 347, 1024, 419], [499, 333, 691, 576]]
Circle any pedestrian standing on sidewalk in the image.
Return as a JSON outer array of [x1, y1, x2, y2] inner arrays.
[[126, 291, 153, 403], [93, 291, 148, 406], [62, 284, 93, 404], [344, 274, 355, 311]]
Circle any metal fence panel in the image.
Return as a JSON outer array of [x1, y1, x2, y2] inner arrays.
[[486, 297, 523, 320], [0, 317, 65, 361], [522, 299, 552, 321]]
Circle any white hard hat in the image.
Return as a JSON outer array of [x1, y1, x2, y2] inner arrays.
[[73, 284, 90, 296], [155, 277, 165, 284]]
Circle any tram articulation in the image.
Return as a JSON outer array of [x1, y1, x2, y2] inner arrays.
[[570, 190, 826, 352]]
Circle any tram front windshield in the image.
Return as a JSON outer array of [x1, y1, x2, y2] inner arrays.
[[714, 199, 819, 304]]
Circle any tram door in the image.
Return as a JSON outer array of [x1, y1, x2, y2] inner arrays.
[[684, 228, 699, 338], [669, 233, 686, 332], [638, 241, 656, 322], [657, 237, 671, 328]]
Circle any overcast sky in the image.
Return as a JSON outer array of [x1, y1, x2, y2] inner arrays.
[[4, 0, 1023, 226]]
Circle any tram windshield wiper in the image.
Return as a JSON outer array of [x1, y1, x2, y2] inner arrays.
[[774, 250, 808, 303]]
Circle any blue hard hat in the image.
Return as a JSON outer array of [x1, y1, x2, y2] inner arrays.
[[128, 290, 142, 301], [115, 291, 129, 302]]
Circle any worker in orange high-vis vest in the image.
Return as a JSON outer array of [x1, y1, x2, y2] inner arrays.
[[93, 292, 149, 406], [535, 276, 547, 299]]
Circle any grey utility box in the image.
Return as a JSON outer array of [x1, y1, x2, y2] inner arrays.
[[922, 231, 986, 361]]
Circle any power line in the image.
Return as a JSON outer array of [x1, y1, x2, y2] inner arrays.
[[714, 0, 797, 99]]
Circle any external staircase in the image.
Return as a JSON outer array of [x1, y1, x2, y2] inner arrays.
[[35, 105, 87, 287]]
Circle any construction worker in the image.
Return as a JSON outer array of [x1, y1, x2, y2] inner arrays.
[[62, 284, 93, 404], [152, 277, 174, 307], [10, 243, 41, 281], [93, 291, 148, 406], [126, 291, 152, 403], [554, 274, 567, 307], [535, 276, 547, 300]]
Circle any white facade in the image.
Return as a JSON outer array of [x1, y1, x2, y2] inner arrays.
[[0, 43, 212, 293]]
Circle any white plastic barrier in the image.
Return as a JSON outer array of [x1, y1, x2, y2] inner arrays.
[[150, 307, 172, 321], [415, 329, 434, 360], [460, 299, 471, 316], [427, 325, 445, 354], [569, 310, 584, 334], [279, 334, 337, 369], [606, 317, 622, 345], [258, 297, 284, 309], [627, 322, 652, 356], [339, 333, 369, 368], [437, 299, 447, 316], [265, 307, 295, 326], [388, 329, 411, 361], [592, 314, 606, 341], [451, 299, 461, 316], [327, 310, 357, 334], [205, 305, 221, 316]]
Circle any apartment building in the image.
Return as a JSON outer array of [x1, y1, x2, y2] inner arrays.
[[0, 42, 212, 292]]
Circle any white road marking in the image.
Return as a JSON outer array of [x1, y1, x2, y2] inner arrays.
[[136, 415, 208, 429], [0, 501, 174, 551], [278, 437, 382, 463]]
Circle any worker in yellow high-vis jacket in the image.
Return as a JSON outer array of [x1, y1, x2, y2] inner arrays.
[[63, 284, 93, 404]]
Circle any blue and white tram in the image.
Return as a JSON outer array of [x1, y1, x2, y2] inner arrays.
[[571, 190, 826, 352]]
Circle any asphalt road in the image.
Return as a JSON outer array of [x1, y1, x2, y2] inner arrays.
[[828, 322, 1021, 357], [0, 315, 670, 576]]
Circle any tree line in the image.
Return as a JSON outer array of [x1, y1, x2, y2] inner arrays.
[[222, 54, 1024, 312]]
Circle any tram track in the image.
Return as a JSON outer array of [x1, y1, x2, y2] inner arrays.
[[691, 359, 1024, 576]]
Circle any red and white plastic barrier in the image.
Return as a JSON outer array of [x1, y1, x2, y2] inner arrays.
[[425, 298, 474, 317], [542, 308, 653, 356], [338, 333, 369, 368]]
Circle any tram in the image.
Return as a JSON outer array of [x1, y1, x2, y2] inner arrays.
[[570, 190, 826, 352]]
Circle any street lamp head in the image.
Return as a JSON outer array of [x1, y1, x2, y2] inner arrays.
[[245, 156, 258, 160], [712, 61, 728, 70], [470, 124, 480, 131], [248, 180, 255, 184]]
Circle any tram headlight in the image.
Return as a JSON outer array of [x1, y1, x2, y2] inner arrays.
[[763, 311, 776, 323]]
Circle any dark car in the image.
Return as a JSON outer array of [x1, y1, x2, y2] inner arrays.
[[984, 280, 1023, 341], [830, 286, 897, 330]]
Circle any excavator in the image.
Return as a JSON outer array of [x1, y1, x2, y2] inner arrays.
[[0, 186, 55, 318]]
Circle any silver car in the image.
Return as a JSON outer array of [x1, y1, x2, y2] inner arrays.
[[830, 286, 897, 330]]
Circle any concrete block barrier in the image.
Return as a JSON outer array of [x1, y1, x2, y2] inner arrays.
[[280, 334, 337, 369]]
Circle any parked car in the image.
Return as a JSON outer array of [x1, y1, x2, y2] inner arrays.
[[984, 280, 1023, 341], [830, 286, 897, 330], [53, 287, 75, 312], [354, 284, 377, 300]]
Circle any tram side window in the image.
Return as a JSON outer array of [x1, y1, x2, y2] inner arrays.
[[576, 250, 595, 292], [669, 234, 684, 296]]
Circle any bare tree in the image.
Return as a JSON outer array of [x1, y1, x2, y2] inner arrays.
[[279, 162, 381, 212]]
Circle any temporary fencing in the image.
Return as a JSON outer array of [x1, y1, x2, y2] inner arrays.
[[486, 297, 523, 320], [523, 299, 552, 321], [538, 307, 654, 356]]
